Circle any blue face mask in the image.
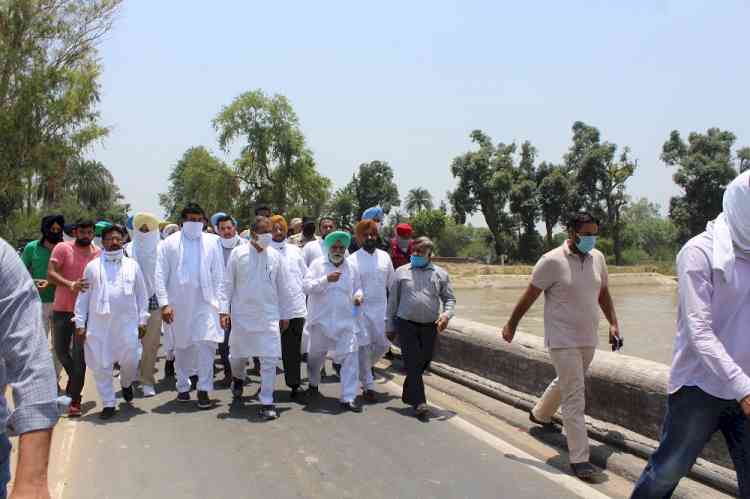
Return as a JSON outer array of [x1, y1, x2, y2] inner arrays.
[[575, 235, 597, 254], [411, 255, 429, 268]]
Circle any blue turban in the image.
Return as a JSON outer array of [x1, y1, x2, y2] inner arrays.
[[126, 215, 134, 230], [324, 231, 352, 250], [211, 212, 227, 229], [362, 206, 384, 221]]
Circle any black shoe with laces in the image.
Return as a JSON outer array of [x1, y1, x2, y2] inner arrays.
[[122, 385, 134, 403], [231, 378, 243, 399], [197, 390, 211, 409], [99, 407, 116, 420]]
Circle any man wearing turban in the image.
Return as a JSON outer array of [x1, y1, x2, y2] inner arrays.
[[303, 231, 364, 413]]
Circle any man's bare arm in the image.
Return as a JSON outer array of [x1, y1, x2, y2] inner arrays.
[[11, 429, 53, 499]]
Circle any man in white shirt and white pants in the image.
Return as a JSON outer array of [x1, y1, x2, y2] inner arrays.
[[155, 203, 224, 410]]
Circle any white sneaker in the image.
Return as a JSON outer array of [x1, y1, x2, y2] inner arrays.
[[142, 384, 156, 398]]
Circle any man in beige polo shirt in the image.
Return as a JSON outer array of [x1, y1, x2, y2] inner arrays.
[[501, 211, 621, 480]]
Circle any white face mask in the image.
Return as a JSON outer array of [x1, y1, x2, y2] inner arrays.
[[182, 221, 203, 239], [255, 233, 272, 249], [221, 236, 239, 249], [134, 229, 160, 251], [103, 249, 124, 262]]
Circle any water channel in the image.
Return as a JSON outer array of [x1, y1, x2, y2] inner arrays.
[[454, 285, 679, 366]]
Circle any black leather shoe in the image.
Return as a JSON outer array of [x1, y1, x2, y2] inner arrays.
[[340, 401, 363, 413], [122, 385, 134, 403], [99, 407, 116, 420], [197, 391, 211, 409], [415, 403, 430, 422], [260, 405, 278, 420], [529, 410, 561, 433], [177, 391, 190, 403], [570, 462, 595, 480]]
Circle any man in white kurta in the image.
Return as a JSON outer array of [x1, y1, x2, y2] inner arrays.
[[220, 216, 293, 420], [304, 231, 364, 413], [74, 225, 149, 419], [155, 204, 224, 409], [349, 220, 394, 401]]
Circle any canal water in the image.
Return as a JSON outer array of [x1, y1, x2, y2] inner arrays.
[[454, 286, 679, 366]]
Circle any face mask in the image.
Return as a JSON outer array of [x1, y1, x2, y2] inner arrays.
[[363, 239, 377, 253], [182, 221, 203, 239], [329, 252, 345, 265], [411, 255, 429, 268], [103, 249, 124, 261], [255, 233, 272, 249], [575, 235, 597, 254], [45, 231, 63, 243], [221, 236, 239, 249]]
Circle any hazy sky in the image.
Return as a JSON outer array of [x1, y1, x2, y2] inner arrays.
[[91, 1, 750, 221]]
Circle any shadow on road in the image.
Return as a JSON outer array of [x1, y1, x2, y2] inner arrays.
[[217, 402, 293, 422], [150, 397, 225, 414], [80, 403, 149, 425]]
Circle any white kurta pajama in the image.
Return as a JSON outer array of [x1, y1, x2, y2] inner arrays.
[[348, 249, 394, 390], [303, 257, 363, 403], [220, 244, 293, 405], [155, 232, 224, 394], [74, 254, 149, 408]]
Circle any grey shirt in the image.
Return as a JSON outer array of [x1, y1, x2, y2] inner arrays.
[[387, 262, 456, 330], [0, 238, 60, 435]]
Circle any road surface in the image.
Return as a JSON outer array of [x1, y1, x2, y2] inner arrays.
[[50, 358, 613, 499]]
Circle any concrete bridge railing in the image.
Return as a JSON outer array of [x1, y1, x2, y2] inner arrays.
[[431, 317, 731, 470]]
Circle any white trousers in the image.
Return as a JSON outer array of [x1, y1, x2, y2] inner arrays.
[[175, 341, 216, 393], [369, 336, 390, 367], [86, 343, 139, 408], [231, 355, 278, 405], [308, 351, 358, 403], [532, 347, 596, 464], [358, 346, 374, 390]]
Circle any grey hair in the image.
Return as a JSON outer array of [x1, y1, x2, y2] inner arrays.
[[413, 236, 434, 255]]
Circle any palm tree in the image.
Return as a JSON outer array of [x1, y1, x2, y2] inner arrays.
[[64, 160, 116, 210], [405, 187, 434, 215]]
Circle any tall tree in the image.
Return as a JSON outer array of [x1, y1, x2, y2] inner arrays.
[[737, 147, 750, 173], [449, 130, 515, 260], [564, 122, 636, 265], [350, 160, 400, 218], [662, 128, 738, 243], [329, 181, 358, 229], [509, 141, 543, 261], [405, 187, 433, 215], [0, 0, 120, 232], [536, 162, 573, 248], [159, 146, 240, 222], [212, 89, 330, 214]]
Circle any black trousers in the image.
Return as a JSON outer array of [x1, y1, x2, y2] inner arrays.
[[52, 311, 86, 402], [398, 318, 437, 408], [281, 318, 305, 388], [218, 326, 231, 378]]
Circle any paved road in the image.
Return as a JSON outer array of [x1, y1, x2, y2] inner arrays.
[[53, 358, 609, 499]]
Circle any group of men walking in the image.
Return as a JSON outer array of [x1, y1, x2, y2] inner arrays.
[[22, 202, 455, 424]]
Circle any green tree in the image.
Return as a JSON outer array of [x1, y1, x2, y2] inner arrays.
[[449, 130, 515, 260], [159, 146, 240, 222], [0, 0, 120, 232], [212, 89, 331, 214], [411, 209, 448, 242], [405, 187, 433, 215], [564, 122, 636, 265], [350, 160, 400, 218], [509, 141, 543, 262], [662, 128, 739, 243], [737, 147, 750, 173], [621, 198, 677, 260], [536, 162, 573, 249], [329, 182, 358, 229]]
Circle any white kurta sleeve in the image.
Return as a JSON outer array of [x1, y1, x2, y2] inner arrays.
[[74, 263, 95, 329], [276, 255, 295, 321], [133, 262, 150, 326], [220, 250, 236, 315], [155, 241, 170, 308], [303, 261, 328, 295], [210, 245, 224, 304], [350, 262, 363, 302]]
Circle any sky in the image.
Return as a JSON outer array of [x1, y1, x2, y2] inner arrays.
[[90, 1, 750, 222]]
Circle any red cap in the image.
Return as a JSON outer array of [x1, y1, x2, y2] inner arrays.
[[395, 223, 413, 237]]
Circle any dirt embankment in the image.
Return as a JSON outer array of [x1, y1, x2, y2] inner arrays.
[[439, 263, 678, 290]]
